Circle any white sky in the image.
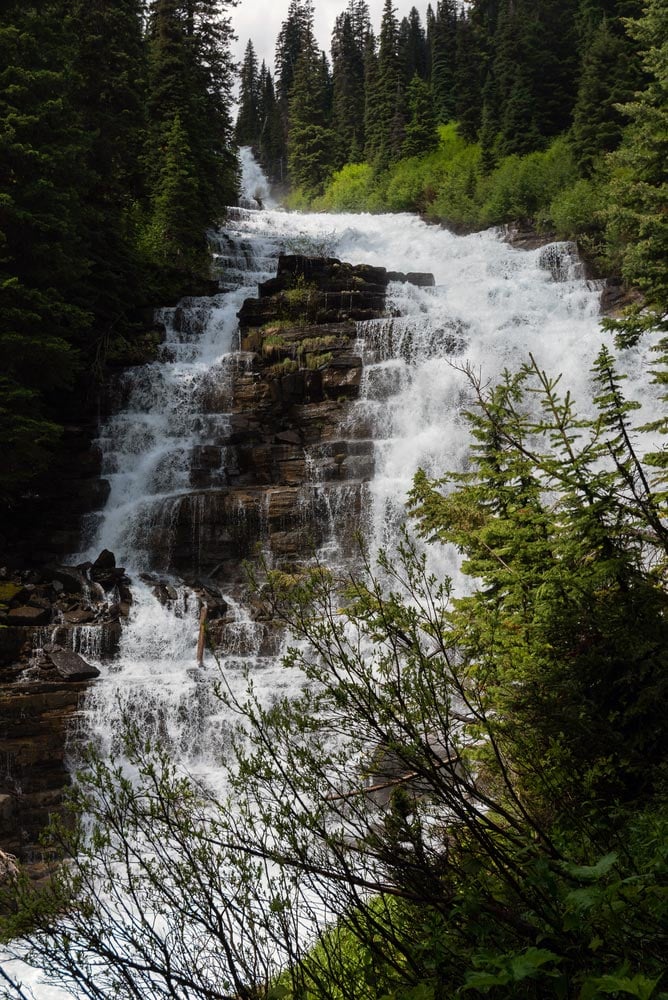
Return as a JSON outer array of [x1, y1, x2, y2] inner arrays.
[[232, 0, 431, 72]]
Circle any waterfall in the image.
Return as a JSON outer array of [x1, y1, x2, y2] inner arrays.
[[237, 146, 277, 210], [6, 152, 661, 998]]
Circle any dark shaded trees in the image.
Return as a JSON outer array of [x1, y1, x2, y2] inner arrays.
[[288, 24, 336, 197], [402, 74, 438, 158], [331, 5, 370, 166], [0, 2, 89, 501], [430, 0, 458, 123], [235, 40, 260, 148], [0, 0, 239, 508], [257, 62, 284, 183], [145, 0, 238, 263], [365, 0, 406, 167]]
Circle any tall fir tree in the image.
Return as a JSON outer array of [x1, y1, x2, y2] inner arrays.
[[398, 7, 429, 84], [65, 0, 147, 349], [331, 8, 368, 165], [402, 73, 438, 157], [453, 8, 483, 142], [145, 0, 237, 267], [571, 15, 643, 174], [365, 0, 406, 167], [606, 0, 668, 343], [235, 40, 260, 148], [431, 0, 458, 122], [257, 63, 284, 183], [0, 1, 89, 502], [287, 13, 336, 195]]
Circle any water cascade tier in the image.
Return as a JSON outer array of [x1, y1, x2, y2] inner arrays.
[[1, 154, 661, 953]]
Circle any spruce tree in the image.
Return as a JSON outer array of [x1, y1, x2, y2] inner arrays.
[[606, 0, 668, 350], [402, 74, 438, 157], [398, 7, 429, 84], [287, 21, 336, 196], [331, 10, 368, 166], [430, 0, 458, 123], [145, 0, 237, 264], [0, 1, 89, 502], [149, 114, 204, 266], [572, 16, 642, 174], [65, 0, 147, 351], [235, 40, 260, 149], [454, 9, 483, 143], [365, 0, 406, 167], [257, 63, 284, 183]]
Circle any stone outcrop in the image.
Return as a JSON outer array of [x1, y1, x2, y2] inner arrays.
[[0, 553, 129, 866], [154, 254, 417, 580], [0, 252, 435, 871]]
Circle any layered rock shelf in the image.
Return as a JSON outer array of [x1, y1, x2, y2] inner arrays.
[[0, 250, 435, 870], [0, 551, 130, 866]]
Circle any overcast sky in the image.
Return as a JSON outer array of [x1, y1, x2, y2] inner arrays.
[[232, 1, 430, 72]]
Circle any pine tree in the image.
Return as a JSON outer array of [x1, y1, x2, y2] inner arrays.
[[572, 16, 642, 174], [235, 40, 260, 148], [331, 9, 368, 166], [605, 0, 668, 357], [0, 1, 89, 502], [402, 74, 438, 157], [145, 0, 238, 262], [365, 0, 406, 167], [398, 7, 429, 84], [275, 1, 314, 190], [454, 9, 483, 142], [65, 0, 147, 351], [431, 0, 458, 123], [149, 114, 204, 266], [287, 21, 336, 196], [492, 0, 578, 155], [257, 63, 284, 182]]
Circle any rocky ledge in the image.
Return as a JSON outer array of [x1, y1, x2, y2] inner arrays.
[[0, 252, 435, 871], [0, 549, 130, 866]]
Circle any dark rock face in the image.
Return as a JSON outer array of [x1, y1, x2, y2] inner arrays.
[[0, 252, 436, 871], [164, 255, 397, 580], [0, 555, 129, 866]]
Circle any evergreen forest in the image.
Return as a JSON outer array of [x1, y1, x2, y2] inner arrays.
[[237, 0, 666, 306], [1, 1, 668, 999], [0, 0, 238, 508]]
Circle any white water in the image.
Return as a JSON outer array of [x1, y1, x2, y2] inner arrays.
[[5, 153, 662, 998]]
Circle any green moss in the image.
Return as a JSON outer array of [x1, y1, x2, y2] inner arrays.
[[305, 352, 333, 370], [262, 334, 290, 357], [0, 583, 21, 603], [268, 358, 299, 376], [299, 335, 338, 353]]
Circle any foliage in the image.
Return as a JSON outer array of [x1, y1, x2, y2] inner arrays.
[[3, 349, 668, 1000], [604, 0, 668, 344], [0, 0, 238, 510], [313, 163, 378, 213], [478, 138, 579, 226]]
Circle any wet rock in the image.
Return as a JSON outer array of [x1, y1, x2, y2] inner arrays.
[[93, 549, 116, 571], [538, 242, 584, 282], [63, 608, 96, 625], [387, 270, 435, 287], [44, 648, 100, 681], [5, 605, 51, 626], [49, 566, 88, 595]]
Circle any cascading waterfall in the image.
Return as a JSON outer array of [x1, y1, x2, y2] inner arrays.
[[7, 151, 662, 998]]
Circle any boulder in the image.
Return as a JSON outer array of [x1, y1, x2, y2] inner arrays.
[[5, 605, 51, 626], [49, 566, 88, 595], [44, 648, 100, 681], [92, 549, 116, 571]]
